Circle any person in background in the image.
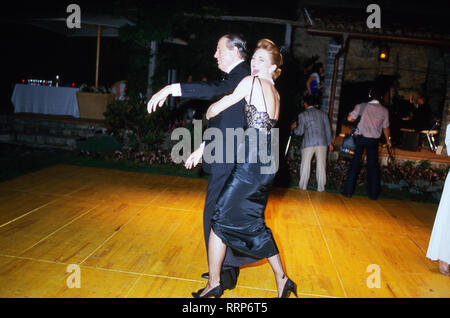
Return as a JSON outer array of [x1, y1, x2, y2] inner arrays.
[[412, 93, 431, 131], [341, 86, 391, 200], [426, 123, 450, 277], [305, 62, 324, 97], [291, 95, 332, 192]]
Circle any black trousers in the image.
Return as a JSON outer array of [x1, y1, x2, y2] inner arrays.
[[343, 136, 380, 200], [203, 164, 259, 268]]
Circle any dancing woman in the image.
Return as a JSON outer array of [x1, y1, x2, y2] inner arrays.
[[185, 39, 297, 298]]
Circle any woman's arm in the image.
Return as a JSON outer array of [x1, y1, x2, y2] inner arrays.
[[206, 76, 253, 120], [306, 75, 316, 96]]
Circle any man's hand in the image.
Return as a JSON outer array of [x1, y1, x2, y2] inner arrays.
[[386, 139, 392, 149], [290, 122, 297, 130], [147, 85, 171, 113]]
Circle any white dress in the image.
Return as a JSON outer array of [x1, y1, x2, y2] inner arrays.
[[427, 124, 450, 263]]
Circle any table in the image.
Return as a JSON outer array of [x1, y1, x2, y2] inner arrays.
[[11, 84, 80, 118], [420, 129, 439, 151]]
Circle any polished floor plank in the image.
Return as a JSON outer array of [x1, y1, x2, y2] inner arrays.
[[267, 188, 320, 226], [126, 274, 278, 298], [405, 201, 439, 227], [81, 206, 195, 273], [141, 211, 207, 280], [341, 196, 405, 234], [308, 192, 362, 229], [151, 187, 206, 211], [0, 197, 98, 255], [20, 202, 144, 264], [0, 190, 58, 226], [376, 199, 435, 252], [269, 222, 347, 297], [0, 256, 140, 298], [0, 164, 448, 298], [126, 275, 208, 298], [377, 198, 432, 228], [362, 230, 436, 275]]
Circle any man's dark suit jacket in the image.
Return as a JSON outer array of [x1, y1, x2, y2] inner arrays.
[[180, 61, 250, 174], [179, 61, 258, 267]]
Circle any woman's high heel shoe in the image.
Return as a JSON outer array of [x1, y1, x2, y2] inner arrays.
[[192, 284, 224, 298], [280, 276, 298, 298]]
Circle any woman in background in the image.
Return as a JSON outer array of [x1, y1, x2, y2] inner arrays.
[[426, 123, 450, 276]]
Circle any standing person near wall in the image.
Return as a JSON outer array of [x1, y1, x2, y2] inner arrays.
[[291, 95, 332, 192], [341, 86, 391, 200], [305, 62, 324, 98]]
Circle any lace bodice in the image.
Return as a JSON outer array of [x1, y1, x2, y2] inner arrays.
[[245, 104, 277, 131], [244, 77, 277, 132]]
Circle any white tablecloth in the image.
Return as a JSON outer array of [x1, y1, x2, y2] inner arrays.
[[11, 84, 80, 117]]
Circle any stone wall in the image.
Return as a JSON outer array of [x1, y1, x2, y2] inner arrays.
[[292, 25, 450, 146], [0, 115, 106, 150], [344, 39, 429, 99]]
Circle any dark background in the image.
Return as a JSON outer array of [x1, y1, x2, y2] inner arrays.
[[1, 0, 448, 115], [0, 0, 299, 114]]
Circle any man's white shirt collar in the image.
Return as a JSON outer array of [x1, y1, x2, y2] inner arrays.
[[225, 59, 245, 74]]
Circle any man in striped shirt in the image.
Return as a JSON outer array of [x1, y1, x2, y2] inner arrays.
[[291, 95, 332, 192]]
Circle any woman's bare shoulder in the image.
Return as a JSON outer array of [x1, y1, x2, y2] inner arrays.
[[240, 75, 254, 85]]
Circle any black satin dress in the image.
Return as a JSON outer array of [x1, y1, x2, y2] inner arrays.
[[211, 77, 279, 260]]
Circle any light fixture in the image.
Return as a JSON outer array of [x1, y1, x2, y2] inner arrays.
[[379, 46, 389, 61]]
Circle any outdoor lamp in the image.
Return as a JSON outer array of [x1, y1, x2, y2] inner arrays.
[[379, 46, 389, 61]]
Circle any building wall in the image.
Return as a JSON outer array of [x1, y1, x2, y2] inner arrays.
[[292, 26, 450, 145], [294, 29, 431, 103], [344, 39, 429, 99]]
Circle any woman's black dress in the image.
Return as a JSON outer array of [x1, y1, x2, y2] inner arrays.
[[211, 77, 279, 259]]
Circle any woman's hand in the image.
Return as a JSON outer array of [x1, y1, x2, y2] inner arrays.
[[206, 105, 219, 120], [184, 144, 204, 169]]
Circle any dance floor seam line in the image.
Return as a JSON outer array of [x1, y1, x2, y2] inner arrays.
[[307, 191, 348, 298], [17, 204, 102, 256], [145, 205, 202, 213], [78, 205, 149, 266], [0, 198, 61, 229], [0, 253, 341, 298]]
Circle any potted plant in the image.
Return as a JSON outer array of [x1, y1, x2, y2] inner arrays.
[[76, 84, 114, 120]]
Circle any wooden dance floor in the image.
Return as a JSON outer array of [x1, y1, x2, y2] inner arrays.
[[0, 164, 449, 298]]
